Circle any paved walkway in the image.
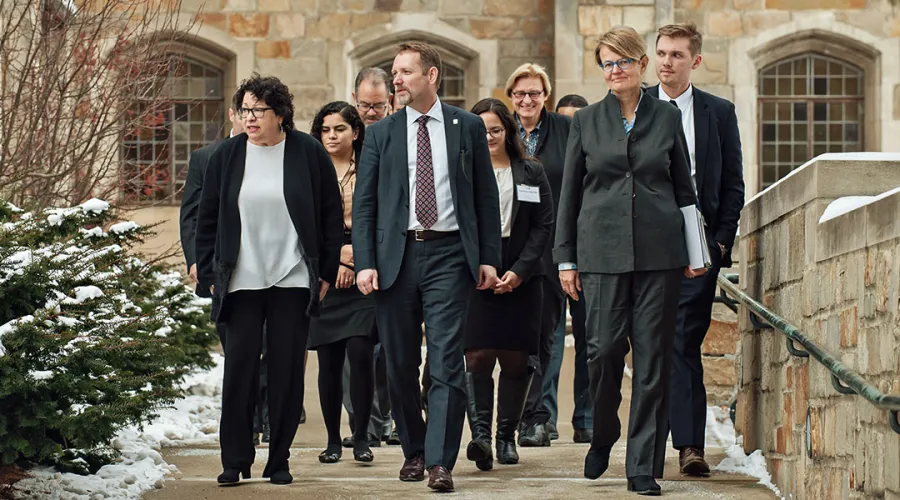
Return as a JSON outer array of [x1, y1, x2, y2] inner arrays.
[[144, 346, 777, 500]]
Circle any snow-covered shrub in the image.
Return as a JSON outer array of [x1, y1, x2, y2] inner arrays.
[[0, 199, 217, 473]]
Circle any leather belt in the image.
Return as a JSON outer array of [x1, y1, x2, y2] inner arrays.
[[408, 229, 459, 242]]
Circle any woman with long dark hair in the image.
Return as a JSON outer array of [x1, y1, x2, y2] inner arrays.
[[195, 74, 343, 486], [463, 98, 554, 471], [307, 101, 377, 464]]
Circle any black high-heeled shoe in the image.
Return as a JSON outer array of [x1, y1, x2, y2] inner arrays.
[[584, 445, 612, 480], [217, 466, 251, 486], [353, 440, 374, 463], [318, 443, 342, 464], [269, 469, 293, 485]]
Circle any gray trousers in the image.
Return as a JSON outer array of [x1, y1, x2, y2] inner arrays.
[[342, 343, 392, 438], [375, 234, 469, 469], [581, 270, 681, 478]]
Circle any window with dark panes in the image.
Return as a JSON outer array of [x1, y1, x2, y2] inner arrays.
[[377, 61, 466, 109], [757, 54, 864, 189], [122, 57, 225, 203]]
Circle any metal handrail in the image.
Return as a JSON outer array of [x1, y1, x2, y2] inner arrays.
[[716, 273, 900, 434]]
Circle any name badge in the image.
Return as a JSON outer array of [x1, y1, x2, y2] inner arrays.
[[516, 184, 540, 203]]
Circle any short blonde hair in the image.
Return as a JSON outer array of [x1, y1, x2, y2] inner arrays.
[[504, 63, 552, 98], [594, 25, 646, 67]]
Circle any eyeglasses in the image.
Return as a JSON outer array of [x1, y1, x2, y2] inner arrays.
[[486, 127, 505, 139], [357, 102, 388, 113], [238, 107, 273, 119], [601, 58, 635, 73], [511, 90, 544, 100]]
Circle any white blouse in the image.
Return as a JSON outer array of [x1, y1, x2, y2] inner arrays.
[[228, 139, 310, 293], [494, 166, 514, 238]]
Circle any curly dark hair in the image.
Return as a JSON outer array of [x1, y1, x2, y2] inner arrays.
[[470, 98, 527, 164], [310, 101, 366, 163], [232, 72, 295, 132]]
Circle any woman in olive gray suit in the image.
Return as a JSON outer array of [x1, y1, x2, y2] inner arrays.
[[553, 26, 705, 496]]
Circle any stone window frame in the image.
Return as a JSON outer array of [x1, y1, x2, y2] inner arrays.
[[749, 30, 880, 193], [119, 40, 235, 205], [349, 30, 480, 111]]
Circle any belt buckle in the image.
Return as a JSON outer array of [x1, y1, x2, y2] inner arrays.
[[415, 230, 425, 242]]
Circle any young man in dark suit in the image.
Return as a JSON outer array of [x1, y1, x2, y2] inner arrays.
[[353, 41, 501, 492], [650, 21, 745, 476]]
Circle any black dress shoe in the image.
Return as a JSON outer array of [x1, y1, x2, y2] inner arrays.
[[546, 422, 559, 440], [261, 426, 270, 443], [318, 443, 342, 464], [366, 434, 382, 448], [573, 428, 593, 443], [627, 475, 661, 495], [270, 470, 293, 485], [217, 466, 250, 486], [386, 428, 401, 445], [252, 434, 260, 446], [584, 445, 612, 480], [342, 436, 354, 448], [354, 440, 374, 462], [518, 422, 551, 447]]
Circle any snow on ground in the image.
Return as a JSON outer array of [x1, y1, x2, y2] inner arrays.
[[707, 406, 783, 498], [12, 355, 224, 500]]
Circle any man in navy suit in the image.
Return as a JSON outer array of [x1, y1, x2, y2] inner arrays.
[[649, 21, 745, 476], [353, 41, 501, 492]]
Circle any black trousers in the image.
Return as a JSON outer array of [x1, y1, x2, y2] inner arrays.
[[219, 287, 310, 477], [375, 234, 469, 470], [218, 321, 269, 435], [668, 252, 722, 449], [522, 277, 562, 426], [581, 270, 681, 478]]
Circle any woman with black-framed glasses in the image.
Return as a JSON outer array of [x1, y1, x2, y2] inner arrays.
[[462, 98, 554, 472], [196, 73, 343, 486], [553, 26, 702, 495]]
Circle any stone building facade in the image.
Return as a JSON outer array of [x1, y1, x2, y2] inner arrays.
[[135, 0, 900, 232]]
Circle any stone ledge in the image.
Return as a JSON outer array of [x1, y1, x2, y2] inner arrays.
[[816, 188, 900, 261], [741, 153, 900, 237]]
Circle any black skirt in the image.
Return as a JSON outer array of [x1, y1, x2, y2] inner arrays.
[[463, 272, 543, 354], [307, 284, 376, 349]]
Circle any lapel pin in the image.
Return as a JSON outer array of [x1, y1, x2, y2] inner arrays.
[[453, 118, 458, 125]]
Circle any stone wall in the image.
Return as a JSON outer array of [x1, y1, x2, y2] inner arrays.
[[555, 0, 900, 200], [734, 154, 900, 499], [180, 0, 554, 125]]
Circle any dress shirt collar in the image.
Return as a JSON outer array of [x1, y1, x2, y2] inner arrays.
[[406, 97, 444, 127], [515, 114, 542, 134], [659, 83, 694, 110]]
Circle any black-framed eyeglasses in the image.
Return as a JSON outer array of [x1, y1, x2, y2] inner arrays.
[[486, 127, 505, 139], [357, 102, 388, 113], [238, 107, 273, 119], [601, 58, 635, 73], [511, 90, 544, 100]]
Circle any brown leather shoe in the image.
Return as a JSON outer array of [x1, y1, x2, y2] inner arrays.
[[427, 466, 454, 491], [679, 447, 711, 476], [399, 455, 425, 482]]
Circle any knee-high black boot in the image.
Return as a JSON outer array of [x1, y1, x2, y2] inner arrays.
[[464, 372, 494, 471], [495, 372, 533, 465]]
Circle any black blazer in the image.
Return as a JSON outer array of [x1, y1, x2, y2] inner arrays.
[[352, 102, 502, 290], [195, 131, 344, 321], [519, 109, 572, 295], [553, 90, 697, 274], [647, 85, 744, 267], [503, 158, 554, 281], [179, 141, 217, 298]]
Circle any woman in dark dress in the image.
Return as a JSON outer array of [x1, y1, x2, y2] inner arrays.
[[308, 101, 377, 464], [463, 98, 554, 471]]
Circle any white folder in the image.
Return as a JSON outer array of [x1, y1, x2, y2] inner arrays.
[[681, 205, 712, 270]]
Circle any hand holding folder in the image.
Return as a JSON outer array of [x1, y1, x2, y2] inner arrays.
[[680, 205, 712, 271]]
